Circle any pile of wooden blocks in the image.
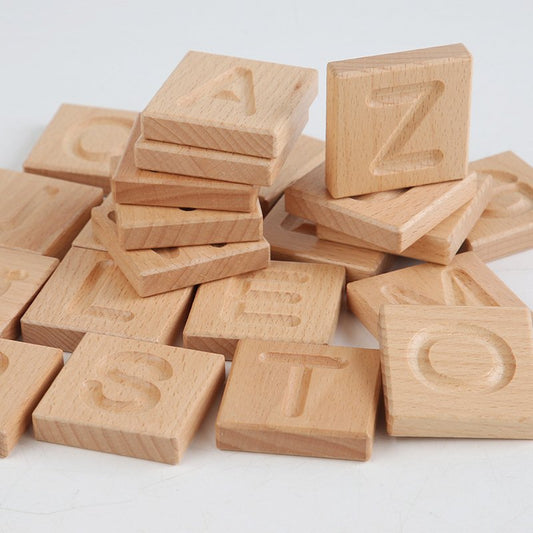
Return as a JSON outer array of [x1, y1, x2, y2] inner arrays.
[[0, 44, 531, 464]]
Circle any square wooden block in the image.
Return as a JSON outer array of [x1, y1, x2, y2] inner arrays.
[[465, 151, 533, 261], [326, 44, 471, 198], [0, 339, 63, 457], [115, 199, 263, 249], [0, 169, 103, 258], [285, 165, 477, 252], [24, 103, 136, 193], [216, 339, 381, 460], [91, 199, 270, 297], [347, 251, 528, 338], [183, 260, 345, 359], [379, 305, 533, 438], [264, 197, 391, 281], [142, 51, 318, 158], [112, 116, 258, 212], [72, 219, 106, 252], [317, 173, 492, 264], [21, 246, 194, 352], [33, 333, 225, 463], [0, 248, 58, 339]]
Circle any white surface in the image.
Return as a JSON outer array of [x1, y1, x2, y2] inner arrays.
[[1, 1, 533, 531]]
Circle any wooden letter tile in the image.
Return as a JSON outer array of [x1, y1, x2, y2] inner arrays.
[[317, 173, 493, 264], [0, 339, 63, 457], [216, 339, 381, 461], [24, 104, 136, 193], [379, 305, 533, 438], [33, 333, 225, 463], [183, 261, 345, 359], [91, 199, 270, 297], [285, 165, 477, 252], [465, 151, 533, 261], [21, 246, 194, 352], [0, 169, 103, 258], [142, 51, 318, 158], [264, 197, 391, 281], [112, 117, 258, 212], [326, 44, 471, 198], [115, 200, 263, 249], [0, 248, 58, 339], [347, 251, 528, 337]]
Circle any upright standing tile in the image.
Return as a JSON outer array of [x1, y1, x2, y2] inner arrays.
[[317, 173, 493, 264], [285, 165, 477, 252], [379, 305, 533, 438], [264, 197, 391, 281], [0, 339, 63, 457], [0, 248, 58, 339], [33, 333, 225, 464], [183, 261, 345, 359], [216, 339, 381, 461], [142, 51, 318, 157], [0, 169, 103, 258], [346, 251, 528, 337], [464, 151, 533, 261], [21, 246, 194, 352], [326, 44, 471, 198], [24, 104, 136, 193], [91, 199, 270, 297]]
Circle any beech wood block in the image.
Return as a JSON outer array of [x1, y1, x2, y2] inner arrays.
[[0, 169, 103, 258], [285, 165, 477, 253], [24, 104, 136, 193], [134, 111, 307, 187], [379, 305, 533, 438], [317, 173, 492, 264], [264, 197, 391, 282], [347, 251, 528, 338], [91, 199, 270, 297], [112, 117, 257, 212], [33, 333, 225, 464], [216, 339, 381, 461], [257, 135, 324, 214], [115, 199, 263, 250], [142, 51, 318, 158], [21, 247, 193, 352], [464, 151, 533, 261], [183, 261, 344, 359], [0, 248, 58, 339], [0, 339, 63, 457], [326, 44, 471, 198], [72, 220, 106, 252]]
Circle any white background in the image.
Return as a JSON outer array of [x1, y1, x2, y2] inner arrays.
[[1, 1, 533, 531]]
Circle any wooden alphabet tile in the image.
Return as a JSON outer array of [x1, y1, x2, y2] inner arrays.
[[142, 51, 318, 158], [216, 339, 381, 461], [112, 117, 258, 212], [183, 260, 345, 359], [24, 104, 136, 193], [21, 246, 194, 352], [0, 248, 58, 340], [257, 135, 325, 214], [0, 169, 103, 258], [379, 305, 533, 438], [326, 44, 471, 198], [317, 173, 492, 264], [33, 333, 225, 463], [134, 111, 308, 187], [91, 199, 270, 297], [347, 251, 528, 337], [115, 199, 263, 250], [285, 165, 477, 252], [464, 151, 533, 261], [0, 339, 63, 457], [264, 197, 391, 282]]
